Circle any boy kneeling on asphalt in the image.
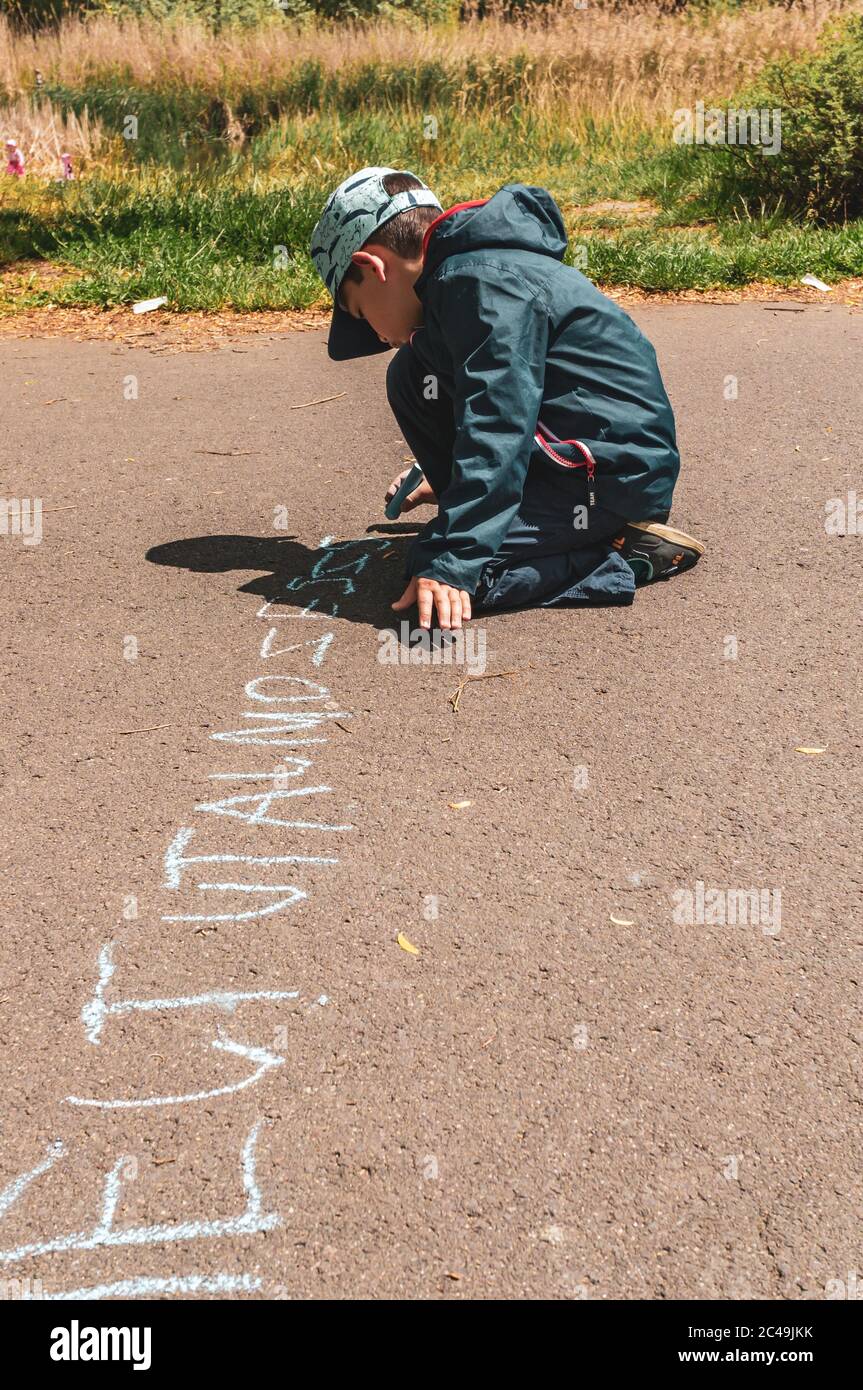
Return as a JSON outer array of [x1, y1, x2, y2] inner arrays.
[[311, 166, 704, 631]]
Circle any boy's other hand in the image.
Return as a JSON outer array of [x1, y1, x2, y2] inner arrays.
[[385, 467, 437, 512], [392, 576, 472, 630]]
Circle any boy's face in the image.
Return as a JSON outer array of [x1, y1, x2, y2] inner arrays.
[[337, 247, 424, 349]]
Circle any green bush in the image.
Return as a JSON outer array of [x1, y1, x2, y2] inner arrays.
[[69, 1, 296, 22], [681, 15, 863, 222], [0, 0, 461, 26]]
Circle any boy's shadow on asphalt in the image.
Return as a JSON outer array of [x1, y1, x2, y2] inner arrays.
[[145, 527, 422, 630]]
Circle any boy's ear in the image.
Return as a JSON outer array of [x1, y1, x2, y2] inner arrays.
[[351, 249, 387, 282]]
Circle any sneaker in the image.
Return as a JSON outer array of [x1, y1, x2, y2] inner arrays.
[[612, 521, 705, 585]]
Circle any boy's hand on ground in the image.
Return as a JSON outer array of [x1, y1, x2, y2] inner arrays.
[[392, 576, 472, 630], [385, 467, 437, 512]]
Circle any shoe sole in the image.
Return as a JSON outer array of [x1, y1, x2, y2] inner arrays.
[[627, 521, 706, 556]]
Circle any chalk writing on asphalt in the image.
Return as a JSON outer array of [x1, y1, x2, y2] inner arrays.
[[0, 536, 390, 1298]]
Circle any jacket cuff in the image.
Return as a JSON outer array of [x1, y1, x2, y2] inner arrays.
[[410, 561, 478, 596]]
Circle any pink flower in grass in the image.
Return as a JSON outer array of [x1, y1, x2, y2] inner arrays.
[[5, 139, 25, 176]]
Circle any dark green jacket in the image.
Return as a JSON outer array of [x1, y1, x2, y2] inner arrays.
[[407, 183, 680, 593]]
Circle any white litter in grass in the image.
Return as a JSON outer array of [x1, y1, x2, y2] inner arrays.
[[132, 296, 168, 314], [801, 275, 832, 292]]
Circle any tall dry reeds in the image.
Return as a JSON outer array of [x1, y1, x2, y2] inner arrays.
[[1, 4, 860, 122]]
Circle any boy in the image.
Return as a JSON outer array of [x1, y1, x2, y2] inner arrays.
[[310, 166, 704, 631]]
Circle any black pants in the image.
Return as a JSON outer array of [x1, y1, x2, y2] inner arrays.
[[385, 342, 635, 610]]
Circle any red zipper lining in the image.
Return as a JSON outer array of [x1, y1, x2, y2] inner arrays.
[[534, 424, 597, 481], [421, 198, 491, 263]]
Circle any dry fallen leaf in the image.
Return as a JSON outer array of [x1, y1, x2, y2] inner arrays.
[[397, 932, 419, 956], [795, 746, 828, 755], [448, 800, 472, 809], [610, 914, 636, 926]]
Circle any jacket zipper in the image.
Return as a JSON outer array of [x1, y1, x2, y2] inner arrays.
[[534, 421, 597, 507]]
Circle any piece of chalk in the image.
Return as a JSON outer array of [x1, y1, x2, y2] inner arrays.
[[385, 463, 425, 520]]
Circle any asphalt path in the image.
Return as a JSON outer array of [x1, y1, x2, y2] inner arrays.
[[1, 301, 860, 1300]]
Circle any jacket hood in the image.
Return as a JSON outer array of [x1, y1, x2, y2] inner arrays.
[[414, 184, 567, 296]]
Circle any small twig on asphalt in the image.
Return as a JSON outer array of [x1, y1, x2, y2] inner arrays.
[[104, 722, 206, 735], [107, 724, 176, 734], [289, 392, 346, 409], [195, 449, 260, 456], [449, 663, 535, 713]]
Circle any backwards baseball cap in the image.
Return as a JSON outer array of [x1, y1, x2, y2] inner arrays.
[[310, 166, 442, 361]]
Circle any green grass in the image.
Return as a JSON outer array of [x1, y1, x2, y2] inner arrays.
[[5, 158, 863, 311], [7, 171, 861, 311], [0, 113, 681, 309], [587, 220, 863, 289]]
